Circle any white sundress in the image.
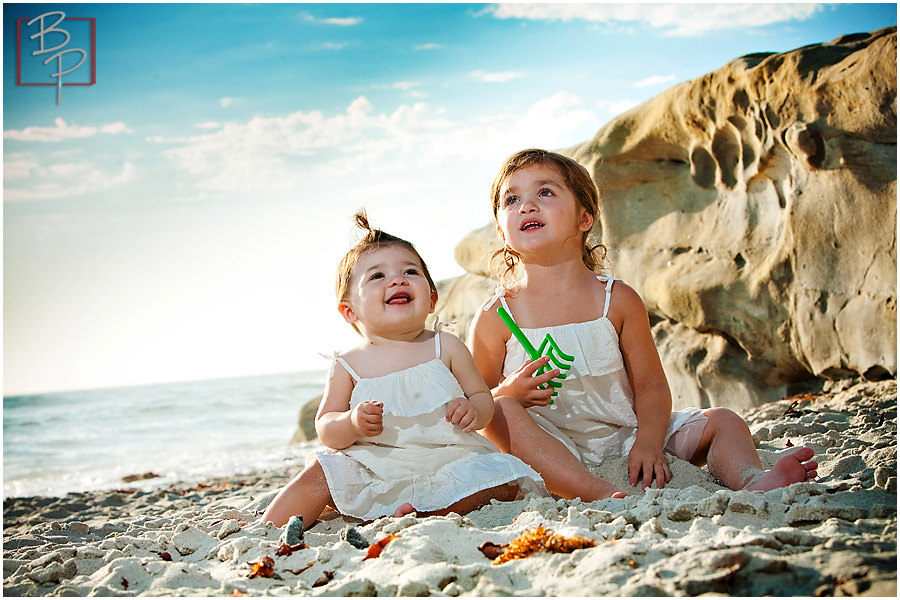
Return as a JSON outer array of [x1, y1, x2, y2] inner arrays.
[[496, 276, 709, 466], [316, 332, 545, 521]]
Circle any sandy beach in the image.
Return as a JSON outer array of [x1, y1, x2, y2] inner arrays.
[[3, 379, 896, 596]]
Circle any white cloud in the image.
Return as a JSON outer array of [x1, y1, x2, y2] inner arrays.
[[414, 43, 442, 50], [3, 154, 39, 179], [470, 70, 526, 83], [4, 160, 136, 201], [487, 3, 823, 35], [392, 81, 420, 91], [219, 97, 233, 108], [634, 74, 676, 88], [4, 118, 131, 142], [299, 12, 362, 26], [320, 42, 346, 50], [148, 91, 602, 196], [195, 121, 222, 129]]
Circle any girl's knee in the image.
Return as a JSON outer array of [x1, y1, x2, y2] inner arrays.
[[705, 407, 749, 432]]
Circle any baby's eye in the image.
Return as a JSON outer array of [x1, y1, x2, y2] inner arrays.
[[503, 195, 519, 206], [368, 272, 385, 281], [404, 268, 420, 276], [538, 188, 555, 197]]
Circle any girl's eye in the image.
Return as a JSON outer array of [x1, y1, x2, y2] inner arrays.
[[503, 195, 519, 206], [369, 272, 385, 281], [538, 188, 554, 197], [404, 268, 420, 276]]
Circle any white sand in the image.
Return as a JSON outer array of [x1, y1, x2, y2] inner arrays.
[[3, 380, 896, 596]]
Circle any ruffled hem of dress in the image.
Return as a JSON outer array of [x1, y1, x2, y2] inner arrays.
[[319, 452, 545, 521]]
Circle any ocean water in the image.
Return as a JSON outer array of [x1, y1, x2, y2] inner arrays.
[[3, 370, 327, 499]]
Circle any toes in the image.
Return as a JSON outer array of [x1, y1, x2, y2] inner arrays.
[[393, 502, 415, 517], [792, 447, 815, 461]]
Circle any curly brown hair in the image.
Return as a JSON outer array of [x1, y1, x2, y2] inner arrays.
[[489, 149, 607, 288]]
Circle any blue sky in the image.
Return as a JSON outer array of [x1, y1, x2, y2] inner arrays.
[[3, 2, 897, 395]]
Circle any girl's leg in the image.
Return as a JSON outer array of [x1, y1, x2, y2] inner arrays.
[[690, 407, 818, 491], [261, 456, 334, 527], [483, 396, 625, 500]]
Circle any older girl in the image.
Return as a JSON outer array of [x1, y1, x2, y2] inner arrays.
[[469, 149, 817, 500]]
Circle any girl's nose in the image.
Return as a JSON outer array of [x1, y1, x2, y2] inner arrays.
[[519, 199, 538, 213], [389, 274, 408, 286]]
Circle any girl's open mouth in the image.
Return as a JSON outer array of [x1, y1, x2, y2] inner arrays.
[[386, 292, 413, 305], [520, 220, 544, 231]]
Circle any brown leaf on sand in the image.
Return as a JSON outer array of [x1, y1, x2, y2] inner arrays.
[[312, 571, 335, 587], [363, 535, 399, 560], [246, 556, 275, 579], [286, 562, 316, 576], [158, 551, 172, 561], [489, 525, 595, 565], [275, 543, 308, 556], [478, 541, 506, 560]]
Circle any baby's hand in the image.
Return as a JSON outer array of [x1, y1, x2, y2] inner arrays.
[[351, 401, 384, 438], [497, 356, 559, 408], [446, 397, 479, 432]]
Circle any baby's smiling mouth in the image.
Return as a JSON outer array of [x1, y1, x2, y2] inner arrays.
[[386, 291, 413, 305], [521, 219, 544, 231]]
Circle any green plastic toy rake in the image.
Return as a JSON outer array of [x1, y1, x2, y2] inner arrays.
[[497, 306, 575, 406]]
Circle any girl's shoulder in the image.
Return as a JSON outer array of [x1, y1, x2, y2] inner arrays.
[[605, 278, 651, 327], [469, 293, 513, 342]]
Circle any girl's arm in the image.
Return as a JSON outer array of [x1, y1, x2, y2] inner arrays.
[[612, 282, 673, 489], [468, 299, 558, 407], [443, 332, 494, 430], [315, 361, 383, 450]]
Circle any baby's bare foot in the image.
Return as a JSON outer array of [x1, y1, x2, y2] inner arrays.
[[745, 447, 818, 492], [597, 479, 628, 499], [393, 502, 416, 517]]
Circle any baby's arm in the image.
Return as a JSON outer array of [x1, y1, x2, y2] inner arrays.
[[442, 332, 495, 432], [315, 362, 383, 450], [613, 282, 674, 489], [469, 299, 559, 407]]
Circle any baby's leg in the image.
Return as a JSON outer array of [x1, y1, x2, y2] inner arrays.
[[396, 482, 520, 518], [261, 455, 334, 528], [692, 407, 818, 491], [484, 396, 626, 500]]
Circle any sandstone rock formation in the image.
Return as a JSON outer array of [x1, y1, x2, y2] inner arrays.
[[435, 28, 897, 411]]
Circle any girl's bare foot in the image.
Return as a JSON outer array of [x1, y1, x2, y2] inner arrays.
[[744, 447, 818, 492], [393, 502, 416, 517]]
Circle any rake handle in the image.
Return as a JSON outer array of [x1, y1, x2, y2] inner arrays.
[[497, 306, 557, 404]]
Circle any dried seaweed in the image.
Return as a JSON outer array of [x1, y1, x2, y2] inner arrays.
[[246, 556, 275, 578], [487, 525, 596, 565], [363, 534, 399, 560]]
